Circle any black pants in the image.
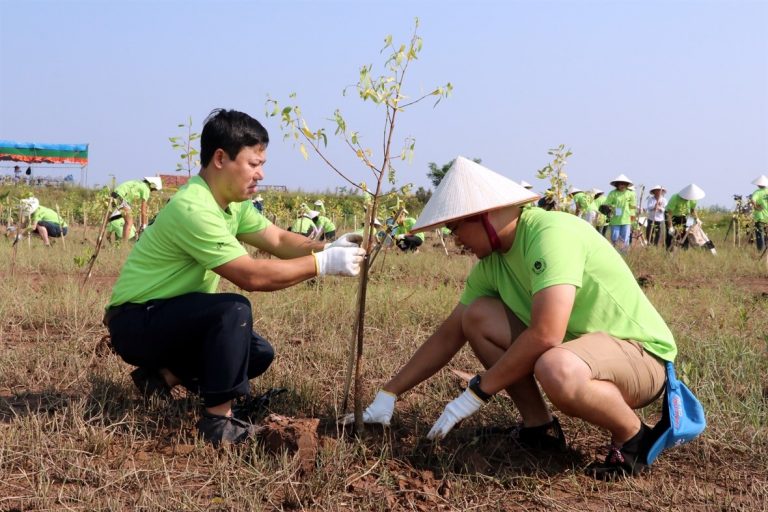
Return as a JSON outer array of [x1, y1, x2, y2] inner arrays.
[[37, 220, 68, 237], [665, 216, 688, 249], [108, 292, 274, 407], [396, 235, 423, 252], [645, 220, 663, 246], [756, 222, 766, 252]]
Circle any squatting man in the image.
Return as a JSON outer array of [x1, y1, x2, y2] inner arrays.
[[345, 157, 679, 480], [104, 109, 365, 446]]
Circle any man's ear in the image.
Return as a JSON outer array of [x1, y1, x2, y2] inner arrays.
[[212, 148, 227, 169]]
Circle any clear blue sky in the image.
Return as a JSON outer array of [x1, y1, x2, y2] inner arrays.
[[1, 0, 766, 207]]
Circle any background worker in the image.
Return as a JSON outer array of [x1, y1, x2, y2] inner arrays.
[[347, 157, 677, 480], [112, 176, 162, 240], [289, 210, 319, 237], [665, 183, 705, 250], [312, 199, 337, 241], [393, 209, 424, 252], [570, 187, 591, 220], [591, 188, 608, 235], [643, 185, 667, 247], [252, 194, 264, 213], [750, 175, 768, 252], [604, 174, 636, 251], [20, 197, 68, 246], [106, 214, 136, 242], [105, 109, 365, 446]]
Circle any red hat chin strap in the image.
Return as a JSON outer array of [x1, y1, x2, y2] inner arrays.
[[480, 212, 502, 251]]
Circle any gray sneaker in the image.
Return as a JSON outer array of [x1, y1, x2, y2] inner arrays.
[[196, 411, 257, 447]]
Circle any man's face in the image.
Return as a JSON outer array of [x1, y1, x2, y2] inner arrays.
[[446, 216, 491, 258], [616, 183, 628, 191], [219, 145, 266, 203]]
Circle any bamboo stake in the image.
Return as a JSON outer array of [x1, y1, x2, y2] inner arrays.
[[82, 201, 88, 240], [81, 197, 115, 287], [11, 203, 23, 276]]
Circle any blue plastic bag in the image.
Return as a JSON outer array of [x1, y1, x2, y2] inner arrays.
[[645, 361, 706, 465]]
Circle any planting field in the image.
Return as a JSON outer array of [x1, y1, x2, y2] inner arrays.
[[1, 220, 767, 511]]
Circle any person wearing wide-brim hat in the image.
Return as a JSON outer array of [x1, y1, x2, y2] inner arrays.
[[568, 187, 592, 219], [643, 185, 667, 247], [665, 184, 704, 250], [20, 197, 68, 246], [749, 175, 768, 252], [112, 176, 163, 241], [603, 174, 636, 252], [252, 194, 264, 213], [344, 156, 680, 479], [392, 208, 424, 252]]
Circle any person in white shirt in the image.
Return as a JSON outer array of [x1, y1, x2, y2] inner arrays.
[[643, 185, 667, 246]]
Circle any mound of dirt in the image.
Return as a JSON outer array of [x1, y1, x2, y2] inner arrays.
[[256, 414, 320, 473]]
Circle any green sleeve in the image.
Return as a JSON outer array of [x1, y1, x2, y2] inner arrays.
[[525, 223, 585, 294], [236, 201, 270, 234], [460, 261, 499, 305]]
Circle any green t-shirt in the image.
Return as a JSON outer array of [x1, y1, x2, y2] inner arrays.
[[394, 217, 425, 241], [751, 188, 768, 222], [604, 189, 636, 226], [573, 192, 592, 213], [317, 215, 336, 233], [108, 175, 270, 307], [592, 196, 607, 226], [106, 218, 136, 239], [459, 208, 676, 361], [666, 194, 696, 217], [31, 205, 66, 227], [290, 216, 316, 236], [115, 180, 151, 205]]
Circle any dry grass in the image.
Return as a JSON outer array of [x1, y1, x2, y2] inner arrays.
[[1, 220, 767, 511]]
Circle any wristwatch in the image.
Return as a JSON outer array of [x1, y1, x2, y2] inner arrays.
[[468, 374, 493, 402]]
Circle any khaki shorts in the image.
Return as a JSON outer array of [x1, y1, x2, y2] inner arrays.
[[557, 332, 666, 408]]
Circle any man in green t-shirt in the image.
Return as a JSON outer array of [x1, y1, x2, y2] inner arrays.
[[603, 174, 636, 252], [20, 197, 68, 246], [665, 183, 704, 250], [750, 175, 768, 252], [393, 210, 425, 252], [347, 156, 682, 480], [112, 176, 162, 241], [105, 109, 365, 447]]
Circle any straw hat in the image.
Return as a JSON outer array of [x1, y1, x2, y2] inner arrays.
[[610, 174, 633, 187], [20, 197, 40, 215], [753, 175, 768, 187], [519, 180, 533, 189], [143, 176, 162, 191], [568, 187, 583, 195], [411, 156, 539, 233], [678, 183, 705, 201], [591, 187, 604, 197], [649, 185, 666, 193]]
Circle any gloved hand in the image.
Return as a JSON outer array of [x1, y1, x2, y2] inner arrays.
[[668, 227, 675, 236], [325, 232, 363, 249], [313, 247, 365, 276], [427, 388, 485, 441], [340, 390, 396, 426]]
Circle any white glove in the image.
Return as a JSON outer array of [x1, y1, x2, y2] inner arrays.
[[324, 232, 363, 249], [313, 247, 365, 276], [668, 227, 675, 236], [427, 388, 485, 441], [340, 390, 396, 426]]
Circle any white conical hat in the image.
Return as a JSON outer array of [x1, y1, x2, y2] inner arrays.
[[591, 187, 604, 197], [143, 176, 162, 191], [678, 183, 705, 201], [610, 174, 633, 186], [411, 156, 539, 233], [519, 180, 533, 189], [20, 197, 40, 215], [649, 184, 666, 193], [568, 187, 583, 195], [752, 175, 768, 187]]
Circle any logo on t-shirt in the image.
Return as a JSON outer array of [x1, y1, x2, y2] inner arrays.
[[532, 258, 547, 274]]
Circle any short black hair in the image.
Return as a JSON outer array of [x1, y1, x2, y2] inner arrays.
[[200, 109, 269, 167]]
